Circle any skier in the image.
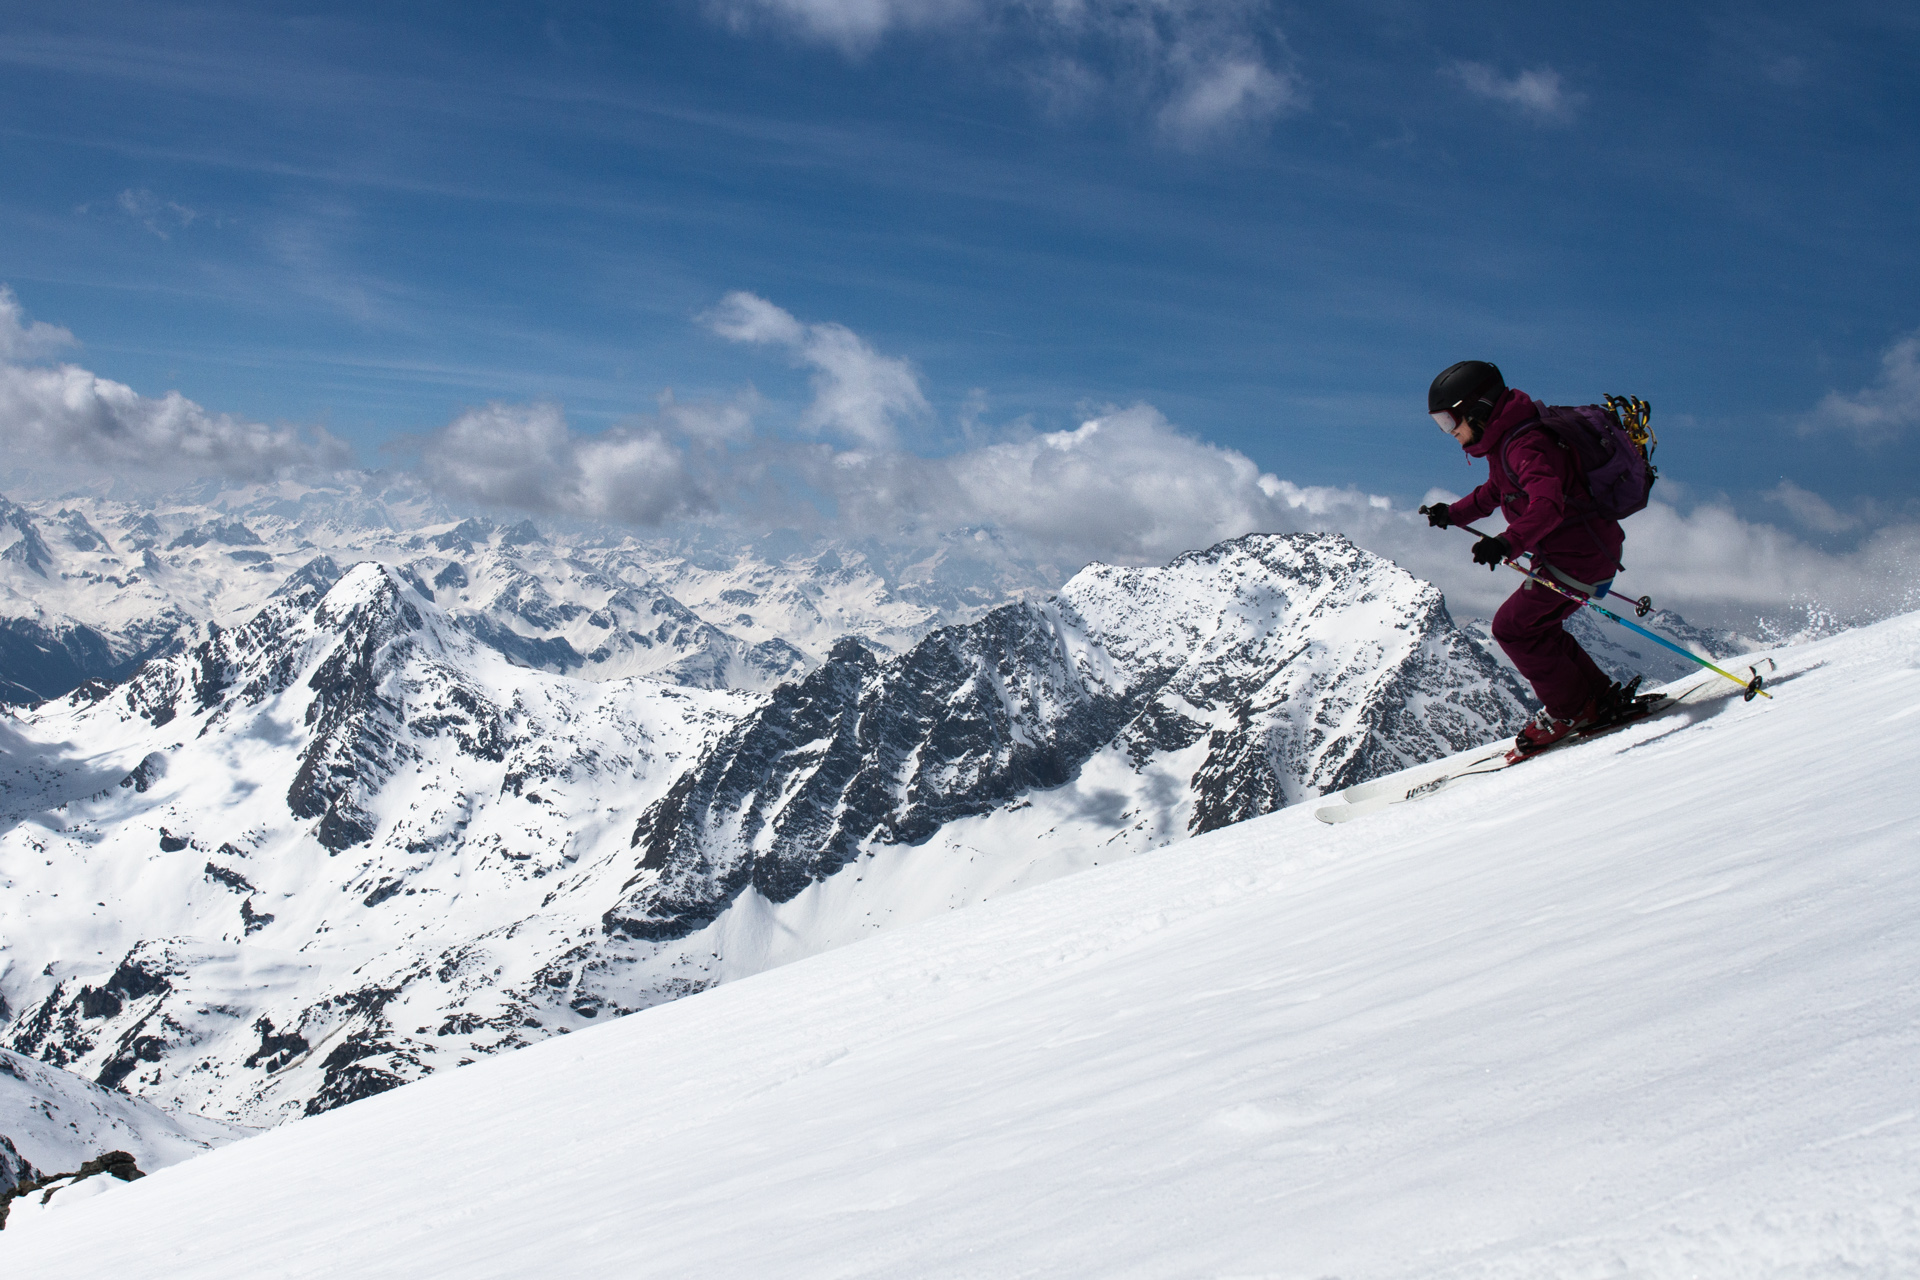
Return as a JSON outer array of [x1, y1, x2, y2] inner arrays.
[[1423, 360, 1626, 753]]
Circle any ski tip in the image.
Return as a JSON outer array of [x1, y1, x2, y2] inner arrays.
[[1315, 795, 1399, 824]]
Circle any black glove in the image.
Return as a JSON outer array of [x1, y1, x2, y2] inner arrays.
[[1471, 534, 1511, 569], [1420, 503, 1452, 529]]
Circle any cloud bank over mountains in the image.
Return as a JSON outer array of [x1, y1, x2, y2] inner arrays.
[[0, 286, 351, 483], [2, 285, 1915, 629]]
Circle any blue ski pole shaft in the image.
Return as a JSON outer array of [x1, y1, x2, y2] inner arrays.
[[1455, 525, 1772, 701], [1524, 569, 1772, 700], [1442, 514, 1655, 617]]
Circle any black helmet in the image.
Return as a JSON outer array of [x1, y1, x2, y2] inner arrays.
[[1428, 360, 1506, 428]]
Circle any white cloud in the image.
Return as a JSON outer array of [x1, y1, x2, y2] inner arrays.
[[703, 291, 928, 448], [414, 402, 717, 526], [1450, 62, 1580, 123], [404, 373, 1920, 635], [1610, 501, 1920, 627], [1765, 480, 1858, 535], [809, 404, 1303, 565], [15, 283, 1908, 639], [1273, 479, 1920, 632], [704, 0, 971, 54], [0, 287, 348, 481], [0, 362, 351, 482], [418, 297, 1920, 634], [408, 397, 1300, 568], [656, 388, 762, 444], [1805, 330, 1920, 444], [702, 290, 807, 346], [0, 287, 78, 362], [708, 0, 1300, 141], [1157, 54, 1295, 142]]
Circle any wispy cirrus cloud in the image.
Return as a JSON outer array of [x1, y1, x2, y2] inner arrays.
[[703, 0, 969, 54], [75, 188, 202, 239], [705, 0, 1302, 143], [1448, 61, 1581, 124]]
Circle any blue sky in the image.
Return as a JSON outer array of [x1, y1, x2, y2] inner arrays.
[[1, 1, 1917, 566]]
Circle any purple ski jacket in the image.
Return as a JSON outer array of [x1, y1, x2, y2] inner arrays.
[[1446, 388, 1625, 574]]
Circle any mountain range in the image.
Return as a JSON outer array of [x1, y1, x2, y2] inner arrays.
[[0, 480, 1064, 706], [1, 491, 1537, 1126]]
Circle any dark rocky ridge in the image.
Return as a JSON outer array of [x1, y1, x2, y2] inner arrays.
[[607, 532, 1531, 942]]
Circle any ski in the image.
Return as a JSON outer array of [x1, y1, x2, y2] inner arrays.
[[1335, 744, 1511, 806], [1502, 690, 1671, 764], [1310, 669, 1762, 826]]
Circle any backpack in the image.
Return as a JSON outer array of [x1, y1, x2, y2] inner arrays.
[[1500, 394, 1658, 521]]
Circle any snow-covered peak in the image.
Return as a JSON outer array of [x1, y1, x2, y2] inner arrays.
[[1, 563, 757, 1124], [1059, 531, 1441, 687], [606, 530, 1527, 946]]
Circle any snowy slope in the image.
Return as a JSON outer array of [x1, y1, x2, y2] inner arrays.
[[0, 1048, 241, 1189], [6, 611, 1914, 1277]]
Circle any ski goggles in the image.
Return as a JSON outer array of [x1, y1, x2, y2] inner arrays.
[[1431, 409, 1462, 433]]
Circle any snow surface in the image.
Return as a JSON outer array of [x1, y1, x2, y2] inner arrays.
[[5, 611, 1915, 1275]]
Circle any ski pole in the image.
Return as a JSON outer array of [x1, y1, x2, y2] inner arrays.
[[1420, 506, 1774, 702], [1420, 506, 1657, 616], [1420, 507, 1770, 699], [1507, 562, 1772, 700]]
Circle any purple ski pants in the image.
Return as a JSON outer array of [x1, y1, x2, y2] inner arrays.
[[1491, 577, 1612, 720]]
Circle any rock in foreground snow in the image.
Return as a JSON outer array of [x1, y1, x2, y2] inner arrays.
[[0, 1047, 241, 1203]]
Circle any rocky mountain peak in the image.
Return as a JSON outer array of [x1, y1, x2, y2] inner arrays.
[[606, 530, 1529, 944]]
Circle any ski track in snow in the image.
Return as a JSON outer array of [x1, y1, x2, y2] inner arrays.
[[4, 613, 1917, 1275]]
